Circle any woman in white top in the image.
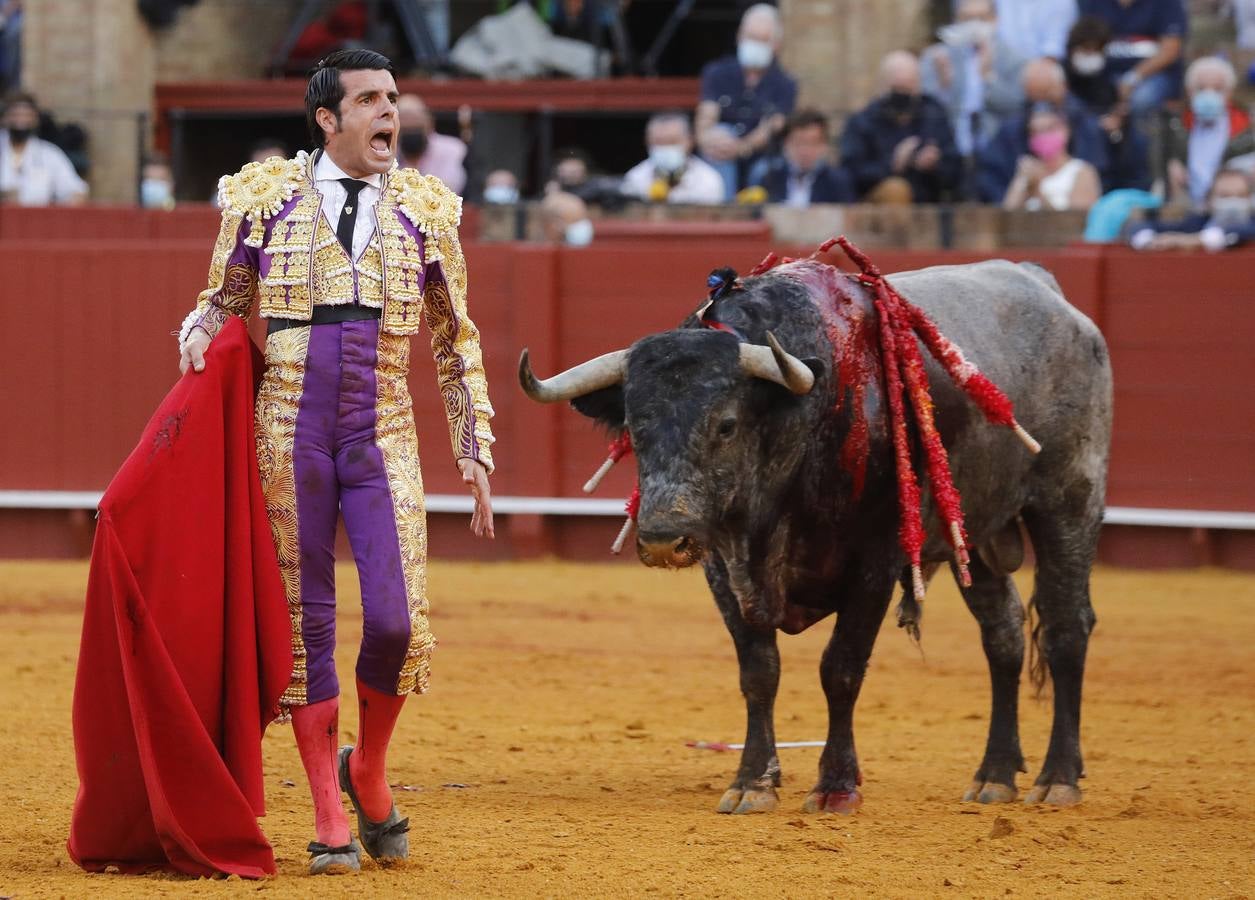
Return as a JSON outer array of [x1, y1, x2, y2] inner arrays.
[[1001, 106, 1101, 212]]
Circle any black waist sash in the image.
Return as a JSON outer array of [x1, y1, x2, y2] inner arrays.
[[266, 304, 382, 335]]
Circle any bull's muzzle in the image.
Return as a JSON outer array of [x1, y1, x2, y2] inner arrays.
[[636, 533, 705, 569]]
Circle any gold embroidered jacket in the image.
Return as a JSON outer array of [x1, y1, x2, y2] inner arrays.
[[178, 151, 494, 472]]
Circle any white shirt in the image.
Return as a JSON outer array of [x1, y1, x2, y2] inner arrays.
[[621, 155, 725, 205], [785, 167, 818, 207], [0, 133, 88, 205], [312, 150, 383, 261]]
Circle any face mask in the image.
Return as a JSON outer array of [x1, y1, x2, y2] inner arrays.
[[141, 178, 173, 209], [399, 129, 428, 159], [885, 90, 916, 113], [649, 144, 687, 174], [1191, 89, 1226, 122], [1210, 196, 1252, 228], [939, 19, 993, 47], [1029, 130, 1068, 162], [564, 218, 594, 247], [7, 126, 32, 144], [483, 184, 519, 204], [1070, 51, 1106, 77], [737, 39, 773, 69]]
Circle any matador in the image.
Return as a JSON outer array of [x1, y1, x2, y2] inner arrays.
[[176, 49, 495, 874]]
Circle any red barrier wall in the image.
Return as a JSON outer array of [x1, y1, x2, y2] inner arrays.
[[2, 216, 1252, 566]]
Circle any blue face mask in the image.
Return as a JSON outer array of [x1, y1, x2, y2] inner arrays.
[[1191, 89, 1226, 122]]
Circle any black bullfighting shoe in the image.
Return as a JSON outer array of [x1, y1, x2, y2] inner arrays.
[[306, 837, 361, 875], [338, 745, 410, 864]]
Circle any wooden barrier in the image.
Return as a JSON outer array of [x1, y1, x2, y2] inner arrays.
[[1, 227, 1252, 567]]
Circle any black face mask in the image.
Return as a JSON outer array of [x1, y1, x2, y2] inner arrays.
[[399, 129, 428, 159], [885, 90, 917, 113], [7, 126, 33, 145]]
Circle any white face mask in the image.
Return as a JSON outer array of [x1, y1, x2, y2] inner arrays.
[[483, 184, 519, 204], [564, 218, 594, 247], [939, 19, 994, 47], [141, 178, 173, 209], [1070, 51, 1106, 77], [649, 144, 687, 174], [1210, 196, 1252, 228], [737, 38, 773, 69]]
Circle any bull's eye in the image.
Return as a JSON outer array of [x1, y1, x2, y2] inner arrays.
[[717, 417, 737, 438]]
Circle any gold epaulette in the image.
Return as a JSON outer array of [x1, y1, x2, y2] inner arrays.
[[389, 169, 463, 262], [217, 151, 310, 247]]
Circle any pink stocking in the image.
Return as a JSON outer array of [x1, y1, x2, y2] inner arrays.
[[349, 677, 407, 821], [291, 698, 351, 846]]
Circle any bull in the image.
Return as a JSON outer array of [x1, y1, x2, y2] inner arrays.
[[519, 255, 1112, 814]]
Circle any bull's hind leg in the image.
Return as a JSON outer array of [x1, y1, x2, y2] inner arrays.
[[1020, 506, 1100, 807], [958, 552, 1027, 803], [705, 555, 782, 815], [805, 569, 894, 814]]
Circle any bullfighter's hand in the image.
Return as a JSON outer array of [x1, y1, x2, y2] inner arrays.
[[459, 457, 495, 539], [179, 329, 211, 375]]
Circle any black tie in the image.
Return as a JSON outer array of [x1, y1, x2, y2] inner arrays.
[[336, 178, 367, 256]]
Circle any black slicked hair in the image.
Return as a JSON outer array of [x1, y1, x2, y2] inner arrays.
[[305, 49, 395, 148]]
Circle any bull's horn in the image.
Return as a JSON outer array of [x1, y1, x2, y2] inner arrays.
[[518, 347, 629, 403], [739, 332, 815, 395]]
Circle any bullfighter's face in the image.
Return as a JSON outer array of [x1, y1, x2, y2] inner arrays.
[[321, 68, 399, 178]]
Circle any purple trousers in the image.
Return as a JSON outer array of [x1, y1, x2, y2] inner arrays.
[[255, 319, 435, 707]]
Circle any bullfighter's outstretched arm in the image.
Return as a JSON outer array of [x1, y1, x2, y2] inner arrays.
[[421, 226, 496, 475]]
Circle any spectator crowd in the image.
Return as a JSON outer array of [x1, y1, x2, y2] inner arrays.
[[5, 0, 1255, 252]]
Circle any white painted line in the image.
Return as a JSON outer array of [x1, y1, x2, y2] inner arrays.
[[1, 492, 1252, 529]]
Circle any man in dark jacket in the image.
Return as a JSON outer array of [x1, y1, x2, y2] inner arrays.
[[976, 58, 1111, 202], [839, 50, 962, 203], [753, 109, 855, 205]]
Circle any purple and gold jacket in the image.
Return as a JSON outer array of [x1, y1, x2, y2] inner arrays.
[[177, 151, 494, 472]]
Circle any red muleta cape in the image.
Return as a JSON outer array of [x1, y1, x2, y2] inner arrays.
[[67, 317, 292, 878]]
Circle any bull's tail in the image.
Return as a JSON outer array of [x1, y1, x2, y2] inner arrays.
[[1025, 595, 1049, 697]]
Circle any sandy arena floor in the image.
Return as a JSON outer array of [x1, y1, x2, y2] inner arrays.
[[0, 559, 1252, 898]]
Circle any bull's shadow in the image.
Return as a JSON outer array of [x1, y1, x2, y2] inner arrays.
[[520, 252, 1112, 814]]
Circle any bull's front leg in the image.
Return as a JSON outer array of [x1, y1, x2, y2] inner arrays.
[[704, 553, 781, 815], [805, 568, 894, 814]]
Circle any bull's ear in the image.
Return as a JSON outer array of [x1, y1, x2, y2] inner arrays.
[[570, 386, 626, 432], [803, 357, 826, 381]]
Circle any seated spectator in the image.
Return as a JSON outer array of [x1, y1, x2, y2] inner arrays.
[[1163, 57, 1254, 210], [397, 93, 467, 194], [839, 50, 962, 203], [140, 155, 175, 209], [545, 147, 625, 208], [751, 109, 855, 206], [1079, 0, 1186, 119], [1129, 167, 1255, 250], [695, 4, 798, 200], [0, 91, 86, 205], [540, 190, 594, 246], [1001, 105, 1102, 210], [249, 137, 289, 164], [976, 58, 1109, 201], [1063, 16, 1150, 190], [921, 0, 1028, 156], [995, 0, 1078, 61], [483, 168, 520, 205], [622, 112, 725, 205], [547, 148, 593, 195]]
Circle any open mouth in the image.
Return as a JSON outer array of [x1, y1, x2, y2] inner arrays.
[[369, 128, 393, 158]]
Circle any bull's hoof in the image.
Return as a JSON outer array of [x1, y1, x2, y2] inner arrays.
[[1024, 783, 1082, 807], [962, 780, 1018, 804], [802, 789, 862, 815], [716, 787, 779, 814]]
